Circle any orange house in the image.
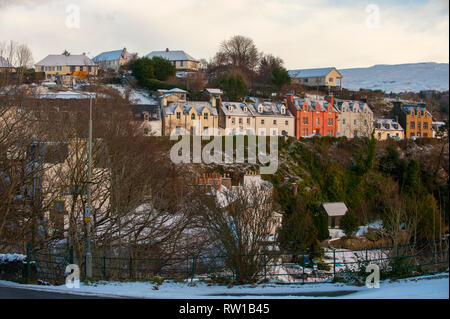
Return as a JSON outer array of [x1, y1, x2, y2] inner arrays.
[[286, 94, 339, 139]]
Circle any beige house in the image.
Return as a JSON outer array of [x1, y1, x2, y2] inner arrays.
[[336, 100, 374, 138], [374, 119, 404, 141], [35, 52, 98, 79], [288, 67, 343, 89], [146, 49, 199, 72], [251, 102, 295, 137], [218, 102, 256, 135], [162, 101, 219, 136], [321, 202, 348, 229], [158, 88, 188, 106], [92, 48, 136, 72], [218, 101, 295, 137]]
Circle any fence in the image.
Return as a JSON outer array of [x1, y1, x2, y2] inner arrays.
[[26, 239, 449, 285]]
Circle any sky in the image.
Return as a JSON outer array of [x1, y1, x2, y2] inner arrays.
[[0, 0, 448, 69]]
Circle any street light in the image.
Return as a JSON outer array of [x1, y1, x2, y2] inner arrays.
[[85, 96, 93, 279]]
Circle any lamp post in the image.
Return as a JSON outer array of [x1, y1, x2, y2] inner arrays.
[[85, 96, 93, 279]]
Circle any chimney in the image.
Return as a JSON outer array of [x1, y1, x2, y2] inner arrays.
[[166, 48, 169, 52], [211, 96, 216, 107]]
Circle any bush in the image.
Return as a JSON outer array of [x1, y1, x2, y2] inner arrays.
[[340, 210, 359, 237]]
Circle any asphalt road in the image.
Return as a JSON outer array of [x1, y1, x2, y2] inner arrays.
[[0, 285, 116, 299]]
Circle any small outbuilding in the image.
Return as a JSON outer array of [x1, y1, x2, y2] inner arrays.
[[321, 202, 348, 229]]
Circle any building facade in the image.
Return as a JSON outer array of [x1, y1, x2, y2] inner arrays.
[[92, 48, 135, 72], [35, 52, 98, 79], [335, 100, 374, 138], [288, 67, 343, 89], [374, 118, 404, 141], [286, 94, 339, 139], [146, 49, 199, 72], [162, 101, 219, 136], [391, 101, 433, 139]]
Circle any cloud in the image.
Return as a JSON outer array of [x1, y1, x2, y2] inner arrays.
[[0, 0, 448, 68]]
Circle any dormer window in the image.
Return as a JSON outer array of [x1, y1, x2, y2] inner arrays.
[[229, 105, 233, 112], [243, 106, 248, 112], [280, 106, 286, 114], [258, 105, 263, 113]]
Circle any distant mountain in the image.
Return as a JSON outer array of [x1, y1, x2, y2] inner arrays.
[[338, 62, 449, 93]]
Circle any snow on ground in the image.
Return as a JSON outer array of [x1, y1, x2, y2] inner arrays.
[[106, 84, 157, 104], [0, 273, 447, 299]]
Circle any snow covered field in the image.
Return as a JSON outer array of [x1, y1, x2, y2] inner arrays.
[[106, 84, 157, 104], [0, 273, 447, 299]]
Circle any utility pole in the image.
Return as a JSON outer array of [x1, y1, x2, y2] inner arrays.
[[85, 97, 93, 279]]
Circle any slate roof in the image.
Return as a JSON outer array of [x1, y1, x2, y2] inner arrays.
[[146, 50, 198, 62], [92, 49, 131, 62], [288, 67, 341, 78], [336, 101, 373, 113], [36, 54, 96, 66], [291, 98, 339, 113], [374, 118, 403, 131], [401, 103, 431, 116], [131, 104, 161, 122], [250, 102, 294, 118], [164, 101, 217, 116], [322, 202, 348, 217]]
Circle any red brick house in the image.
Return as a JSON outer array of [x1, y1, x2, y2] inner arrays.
[[286, 94, 339, 139]]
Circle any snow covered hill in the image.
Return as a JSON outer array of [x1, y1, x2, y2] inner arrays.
[[339, 62, 449, 93]]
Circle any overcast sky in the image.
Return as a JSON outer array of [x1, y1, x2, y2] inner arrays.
[[0, 0, 448, 69]]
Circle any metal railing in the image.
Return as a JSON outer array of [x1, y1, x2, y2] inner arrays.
[[25, 239, 449, 285]]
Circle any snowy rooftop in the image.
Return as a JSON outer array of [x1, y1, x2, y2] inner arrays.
[[146, 50, 198, 62], [374, 118, 403, 131], [92, 48, 131, 62], [322, 202, 348, 217], [288, 67, 340, 78], [36, 54, 96, 66]]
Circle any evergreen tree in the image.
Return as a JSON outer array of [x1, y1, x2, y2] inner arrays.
[[340, 209, 359, 237]]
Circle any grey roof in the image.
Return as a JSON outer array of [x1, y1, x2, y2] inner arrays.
[[291, 98, 339, 113], [221, 102, 254, 117], [288, 67, 341, 78], [131, 104, 161, 121], [250, 102, 294, 118], [164, 101, 218, 116], [36, 54, 96, 66], [322, 202, 348, 217], [0, 57, 14, 68], [93, 49, 131, 62], [336, 100, 373, 113], [401, 104, 432, 116], [204, 88, 223, 95], [146, 50, 198, 62], [374, 118, 403, 131]]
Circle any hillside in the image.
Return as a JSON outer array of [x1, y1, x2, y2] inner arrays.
[[339, 62, 449, 93]]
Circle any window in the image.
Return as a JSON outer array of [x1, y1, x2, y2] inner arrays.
[[342, 119, 346, 125], [285, 120, 288, 126], [354, 119, 357, 125], [88, 66, 92, 72], [180, 61, 184, 67], [423, 133, 428, 137], [364, 119, 367, 125], [261, 119, 265, 124], [176, 112, 181, 119], [417, 122, 421, 130], [303, 117, 308, 124], [302, 128, 308, 137], [329, 77, 334, 82], [71, 66, 76, 72], [247, 118, 250, 124], [57, 66, 62, 71], [54, 200, 65, 213], [231, 118, 235, 124], [423, 122, 428, 129], [80, 66, 84, 72], [327, 130, 333, 136], [328, 118, 333, 126], [281, 106, 286, 114], [191, 113, 195, 120], [143, 128, 149, 135], [204, 113, 208, 120], [354, 130, 358, 137], [239, 118, 243, 124], [273, 120, 277, 125], [316, 118, 320, 125], [410, 122, 415, 129], [40, 66, 44, 71]]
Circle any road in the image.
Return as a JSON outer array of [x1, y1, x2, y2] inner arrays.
[[0, 284, 117, 299]]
